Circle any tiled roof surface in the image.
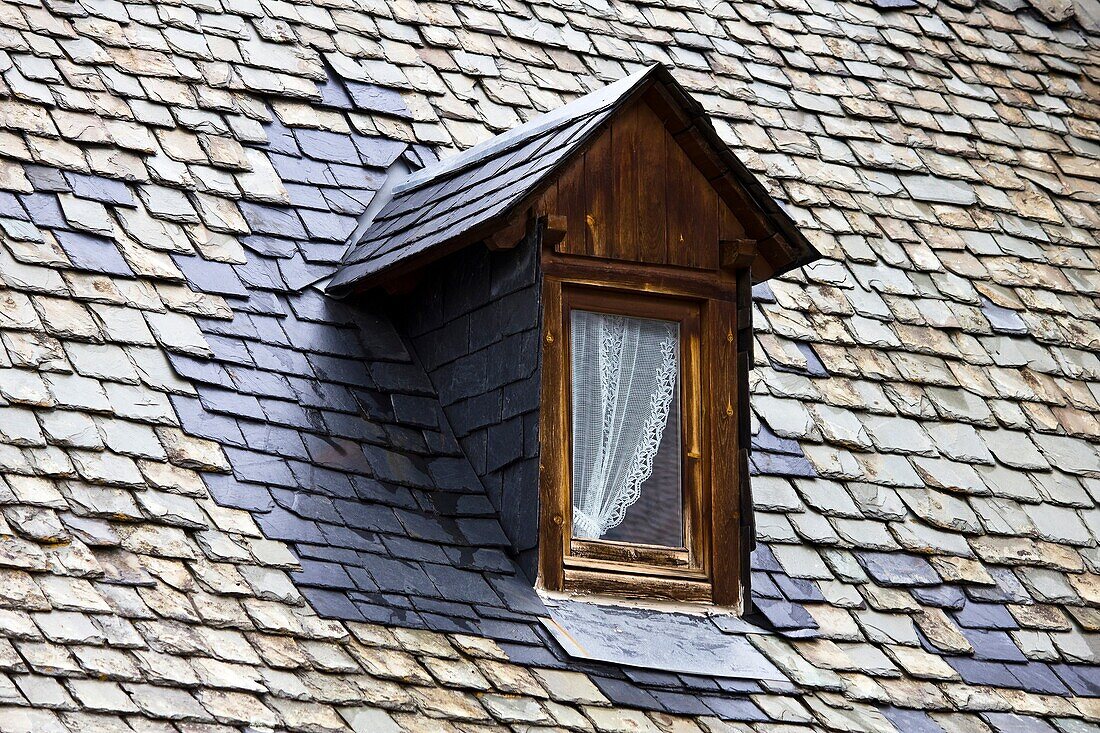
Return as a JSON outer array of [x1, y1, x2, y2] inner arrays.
[[0, 0, 1097, 731]]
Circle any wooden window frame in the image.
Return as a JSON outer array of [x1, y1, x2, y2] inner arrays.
[[538, 267, 743, 608]]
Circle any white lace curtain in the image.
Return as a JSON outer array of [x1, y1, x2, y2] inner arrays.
[[571, 310, 679, 540]]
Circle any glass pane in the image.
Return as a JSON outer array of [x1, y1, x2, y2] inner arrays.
[[570, 309, 683, 548]]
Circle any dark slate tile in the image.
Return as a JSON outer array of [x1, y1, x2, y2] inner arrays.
[[279, 252, 334, 292], [773, 574, 825, 603], [795, 342, 828, 377], [206, 337, 255, 367], [591, 677, 661, 710], [202, 473, 273, 512], [750, 571, 782, 599], [354, 601, 425, 628], [948, 658, 1016, 688], [751, 424, 803, 455], [262, 118, 302, 156], [321, 187, 372, 216], [24, 165, 70, 192], [271, 489, 343, 524], [319, 410, 387, 444], [381, 535, 451, 565], [238, 202, 307, 239], [318, 72, 354, 110], [855, 551, 940, 587], [982, 713, 1058, 733], [911, 585, 966, 610], [980, 296, 1027, 335], [247, 342, 314, 376], [485, 573, 546, 617], [197, 385, 266, 420], [234, 254, 288, 291], [64, 172, 135, 207], [294, 128, 359, 163], [677, 674, 721, 692], [170, 395, 246, 446], [966, 566, 1031, 604], [287, 462, 356, 498], [961, 628, 1027, 662], [292, 559, 356, 589], [624, 668, 681, 688], [410, 597, 478, 620], [226, 365, 296, 400], [364, 445, 434, 489], [421, 564, 501, 606], [223, 447, 296, 487], [284, 183, 331, 210], [750, 451, 816, 478], [166, 353, 231, 385], [700, 696, 768, 722], [254, 506, 326, 544], [1009, 662, 1071, 695], [954, 601, 1018, 630], [395, 510, 467, 546], [751, 544, 784, 572], [19, 193, 66, 227], [713, 678, 763, 694], [238, 420, 309, 460], [881, 707, 946, 733], [317, 524, 384, 553], [329, 163, 383, 189], [344, 81, 412, 119], [299, 587, 364, 620], [419, 612, 478, 635], [262, 397, 326, 430], [649, 690, 713, 717], [754, 597, 818, 632], [296, 544, 365, 565], [0, 192, 28, 219], [54, 229, 133, 276], [270, 152, 336, 186], [301, 434, 374, 474], [286, 377, 358, 412], [1054, 664, 1100, 696], [359, 552, 439, 596], [332, 499, 403, 534], [241, 234, 299, 258], [353, 135, 409, 168]]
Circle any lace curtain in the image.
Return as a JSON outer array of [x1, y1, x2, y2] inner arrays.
[[571, 310, 679, 540]]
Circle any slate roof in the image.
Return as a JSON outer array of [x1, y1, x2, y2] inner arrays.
[[0, 0, 1097, 732], [327, 64, 817, 294]]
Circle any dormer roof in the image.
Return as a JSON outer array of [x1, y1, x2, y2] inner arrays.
[[327, 65, 819, 296]]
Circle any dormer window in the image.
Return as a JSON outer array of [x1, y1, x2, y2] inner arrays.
[[328, 65, 819, 612]]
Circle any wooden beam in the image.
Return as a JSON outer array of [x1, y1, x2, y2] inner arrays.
[[485, 215, 529, 251], [720, 238, 758, 270], [541, 213, 568, 250]]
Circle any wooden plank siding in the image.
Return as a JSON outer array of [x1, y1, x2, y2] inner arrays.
[[541, 98, 736, 273]]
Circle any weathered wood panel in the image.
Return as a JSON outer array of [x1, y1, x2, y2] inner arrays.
[[548, 98, 731, 271]]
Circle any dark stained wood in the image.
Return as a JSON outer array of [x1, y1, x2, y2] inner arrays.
[[708, 296, 740, 608], [537, 277, 567, 593], [554, 154, 587, 254], [563, 567, 712, 603], [611, 101, 641, 262], [720, 200, 746, 241], [542, 253, 735, 301], [542, 214, 568, 249], [485, 215, 528, 251], [666, 130, 719, 270], [720, 238, 757, 270], [584, 126, 613, 258], [634, 102, 668, 264]]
